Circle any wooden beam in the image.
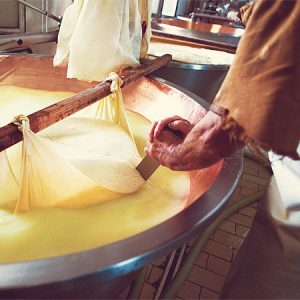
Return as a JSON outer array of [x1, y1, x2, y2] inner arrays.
[[0, 54, 172, 152]]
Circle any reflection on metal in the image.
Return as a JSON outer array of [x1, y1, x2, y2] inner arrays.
[[0, 55, 242, 299]]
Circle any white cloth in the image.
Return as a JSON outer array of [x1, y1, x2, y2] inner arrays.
[[54, 0, 145, 81]]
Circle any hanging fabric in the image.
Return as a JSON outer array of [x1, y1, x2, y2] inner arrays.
[[54, 0, 151, 81]]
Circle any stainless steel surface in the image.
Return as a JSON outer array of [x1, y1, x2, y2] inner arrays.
[[0, 55, 242, 299]]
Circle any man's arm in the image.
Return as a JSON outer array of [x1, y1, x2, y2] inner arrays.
[[146, 112, 242, 171]]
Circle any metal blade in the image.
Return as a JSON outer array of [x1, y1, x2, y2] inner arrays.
[[136, 155, 160, 180]]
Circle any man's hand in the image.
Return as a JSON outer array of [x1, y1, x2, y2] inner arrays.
[[145, 112, 242, 171], [149, 115, 194, 142], [146, 116, 194, 170]]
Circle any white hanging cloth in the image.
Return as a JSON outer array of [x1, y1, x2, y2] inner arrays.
[[54, 0, 151, 81]]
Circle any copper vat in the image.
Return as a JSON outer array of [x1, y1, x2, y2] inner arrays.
[[0, 55, 242, 298]]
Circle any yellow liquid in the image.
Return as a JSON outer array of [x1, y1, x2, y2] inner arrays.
[[0, 86, 190, 263]]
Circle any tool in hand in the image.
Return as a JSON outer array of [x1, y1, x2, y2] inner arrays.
[[136, 127, 184, 180]]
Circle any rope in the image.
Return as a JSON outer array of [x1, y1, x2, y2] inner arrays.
[[106, 72, 123, 93], [13, 114, 32, 156], [13, 114, 30, 133]]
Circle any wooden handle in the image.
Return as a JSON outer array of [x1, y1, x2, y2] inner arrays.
[[0, 54, 172, 152]]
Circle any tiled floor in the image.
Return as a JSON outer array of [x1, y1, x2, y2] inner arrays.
[[133, 155, 272, 300]]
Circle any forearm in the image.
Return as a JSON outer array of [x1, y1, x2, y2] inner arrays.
[[178, 111, 243, 170]]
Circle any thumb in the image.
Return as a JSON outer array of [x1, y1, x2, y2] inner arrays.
[[168, 120, 191, 135]]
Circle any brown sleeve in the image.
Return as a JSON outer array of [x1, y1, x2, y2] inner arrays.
[[214, 0, 300, 159]]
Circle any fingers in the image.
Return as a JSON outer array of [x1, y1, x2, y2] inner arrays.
[[149, 121, 158, 143], [168, 119, 193, 136], [154, 116, 187, 139], [145, 142, 182, 171], [145, 140, 161, 161]]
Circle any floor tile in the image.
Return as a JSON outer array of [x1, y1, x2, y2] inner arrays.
[[239, 206, 257, 218], [238, 179, 259, 191], [200, 288, 219, 299], [213, 230, 244, 249], [235, 224, 250, 238], [243, 158, 261, 170], [240, 187, 257, 196], [188, 266, 224, 293], [207, 255, 231, 276], [176, 280, 202, 300], [243, 166, 259, 176], [203, 240, 233, 261], [217, 220, 235, 234], [228, 212, 253, 227], [242, 173, 270, 186], [195, 251, 208, 268]]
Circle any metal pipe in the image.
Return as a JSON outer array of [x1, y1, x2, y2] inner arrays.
[[17, 0, 62, 23], [0, 31, 58, 48]]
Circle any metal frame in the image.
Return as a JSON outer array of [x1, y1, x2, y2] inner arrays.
[[0, 77, 243, 296]]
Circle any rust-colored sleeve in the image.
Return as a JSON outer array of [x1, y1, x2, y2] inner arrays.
[[214, 0, 300, 159]]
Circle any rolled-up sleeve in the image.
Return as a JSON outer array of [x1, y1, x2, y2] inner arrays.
[[214, 0, 300, 159]]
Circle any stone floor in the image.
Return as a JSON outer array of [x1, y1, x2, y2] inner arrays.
[[120, 156, 272, 300]]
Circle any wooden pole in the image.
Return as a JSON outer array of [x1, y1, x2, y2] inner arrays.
[[0, 54, 172, 152]]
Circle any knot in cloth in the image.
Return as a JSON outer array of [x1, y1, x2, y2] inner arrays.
[[107, 72, 123, 93], [14, 115, 30, 132]]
